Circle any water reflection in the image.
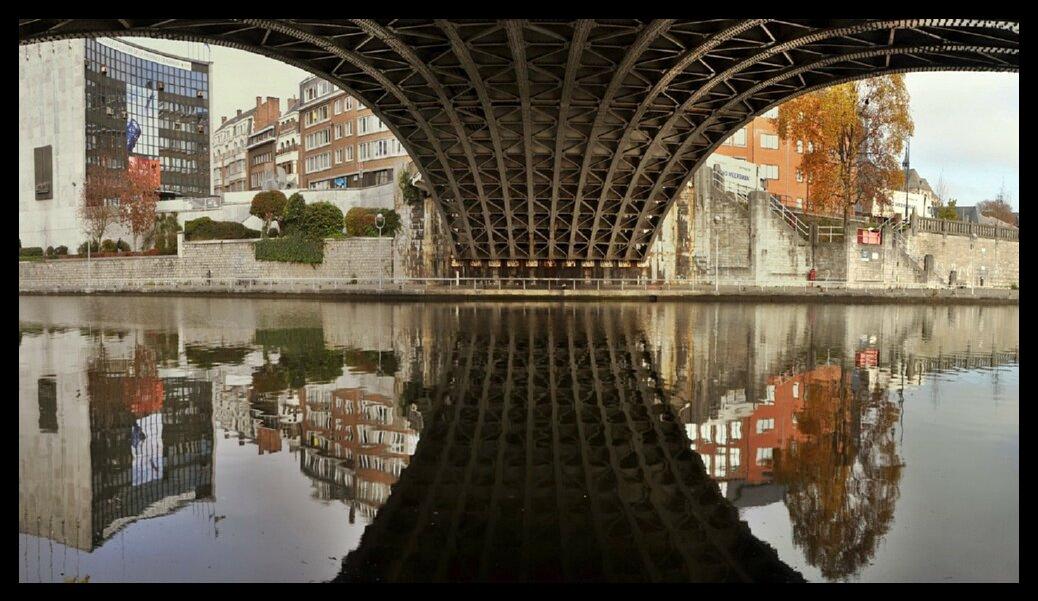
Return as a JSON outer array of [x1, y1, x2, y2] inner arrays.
[[18, 298, 1018, 582]]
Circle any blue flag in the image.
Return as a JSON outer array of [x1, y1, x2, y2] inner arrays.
[[126, 118, 141, 153]]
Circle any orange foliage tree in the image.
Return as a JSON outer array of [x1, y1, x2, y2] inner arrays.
[[774, 75, 913, 222], [772, 367, 903, 580], [79, 150, 125, 247], [120, 157, 160, 251]]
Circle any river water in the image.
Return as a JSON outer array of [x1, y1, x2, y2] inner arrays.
[[18, 296, 1018, 582]]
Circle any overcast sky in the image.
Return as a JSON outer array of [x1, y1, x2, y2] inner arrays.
[[131, 38, 1020, 210]]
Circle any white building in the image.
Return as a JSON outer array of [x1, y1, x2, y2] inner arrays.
[[212, 108, 254, 193], [276, 98, 301, 189]]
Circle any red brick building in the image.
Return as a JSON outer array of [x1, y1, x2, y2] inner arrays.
[[246, 96, 280, 190]]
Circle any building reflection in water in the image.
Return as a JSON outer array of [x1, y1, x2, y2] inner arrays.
[[18, 299, 1018, 582]]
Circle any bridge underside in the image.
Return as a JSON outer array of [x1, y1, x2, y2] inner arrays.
[[19, 19, 1019, 263], [335, 308, 803, 582]]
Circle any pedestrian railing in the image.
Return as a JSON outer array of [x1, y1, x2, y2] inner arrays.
[[19, 274, 996, 294]]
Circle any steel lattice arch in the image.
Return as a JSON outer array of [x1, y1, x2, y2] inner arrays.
[[19, 19, 1019, 264]]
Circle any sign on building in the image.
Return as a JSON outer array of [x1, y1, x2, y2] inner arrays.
[[704, 154, 760, 196]]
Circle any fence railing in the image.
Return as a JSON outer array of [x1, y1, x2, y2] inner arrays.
[[914, 216, 1018, 241], [19, 274, 1007, 293], [768, 195, 810, 239]]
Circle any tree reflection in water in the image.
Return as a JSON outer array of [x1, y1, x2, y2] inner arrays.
[[771, 365, 903, 581]]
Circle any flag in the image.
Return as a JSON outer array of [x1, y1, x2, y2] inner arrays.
[[126, 118, 141, 153]]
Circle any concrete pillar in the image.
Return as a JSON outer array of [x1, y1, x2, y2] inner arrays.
[[176, 231, 185, 258], [748, 191, 768, 286]]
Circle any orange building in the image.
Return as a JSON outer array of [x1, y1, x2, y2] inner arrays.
[[713, 108, 809, 210]]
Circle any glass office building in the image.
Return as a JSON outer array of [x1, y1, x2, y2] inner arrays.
[[84, 38, 210, 197]]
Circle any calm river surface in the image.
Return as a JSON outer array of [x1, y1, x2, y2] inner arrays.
[[18, 296, 1018, 582]]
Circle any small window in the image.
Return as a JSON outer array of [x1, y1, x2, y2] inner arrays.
[[38, 377, 58, 433], [796, 140, 804, 153], [760, 133, 779, 150], [34, 146, 53, 200]]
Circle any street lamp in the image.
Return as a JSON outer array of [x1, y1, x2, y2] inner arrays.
[[713, 214, 722, 294], [375, 212, 385, 290], [902, 139, 911, 223]]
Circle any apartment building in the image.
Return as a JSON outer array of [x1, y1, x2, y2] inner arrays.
[[212, 107, 255, 193], [276, 97, 301, 188], [714, 107, 810, 210], [298, 75, 409, 191], [246, 96, 280, 190]]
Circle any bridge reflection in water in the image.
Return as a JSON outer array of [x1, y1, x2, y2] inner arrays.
[[338, 308, 801, 582], [18, 299, 1018, 582]]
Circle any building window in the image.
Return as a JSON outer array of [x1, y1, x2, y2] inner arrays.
[[796, 169, 804, 183], [334, 148, 344, 164], [305, 152, 332, 174], [760, 133, 779, 149], [756, 447, 773, 465], [796, 198, 804, 209], [724, 127, 747, 147], [334, 123, 344, 140], [755, 418, 775, 434], [730, 420, 742, 440], [305, 129, 331, 150], [305, 105, 329, 127], [796, 140, 804, 153], [38, 377, 57, 433], [346, 145, 354, 161], [34, 146, 53, 200], [760, 164, 779, 180], [333, 98, 343, 114], [763, 107, 779, 119]]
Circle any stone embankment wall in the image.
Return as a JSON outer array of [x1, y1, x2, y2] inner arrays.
[[907, 224, 1018, 288], [19, 238, 395, 293]]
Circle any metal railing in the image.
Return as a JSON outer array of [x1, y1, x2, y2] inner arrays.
[[20, 274, 1013, 294], [768, 195, 810, 239]]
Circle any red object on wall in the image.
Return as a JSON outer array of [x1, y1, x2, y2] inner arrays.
[[855, 348, 879, 367], [857, 229, 882, 245]]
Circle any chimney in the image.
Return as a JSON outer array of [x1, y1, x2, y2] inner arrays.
[[256, 96, 262, 107], [237, 109, 242, 117], [221, 116, 227, 124]]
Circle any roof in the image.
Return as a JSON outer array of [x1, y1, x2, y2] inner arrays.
[[216, 107, 257, 133], [905, 169, 935, 196]]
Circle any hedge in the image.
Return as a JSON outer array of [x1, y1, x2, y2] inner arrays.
[[101, 239, 118, 253], [20, 247, 44, 258], [344, 207, 402, 237], [185, 217, 261, 241], [282, 193, 306, 234], [77, 241, 100, 255], [255, 235, 324, 265], [301, 202, 344, 239]]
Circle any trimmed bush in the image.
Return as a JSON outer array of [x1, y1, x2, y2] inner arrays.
[[344, 207, 402, 237], [101, 239, 117, 253], [282, 192, 306, 233], [77, 240, 100, 255], [45, 246, 55, 258], [55, 246, 68, 256], [250, 190, 288, 233], [116, 239, 131, 252], [301, 202, 344, 239], [255, 235, 324, 265], [20, 247, 44, 258], [184, 217, 261, 241]]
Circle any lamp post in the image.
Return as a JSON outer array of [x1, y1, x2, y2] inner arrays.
[[713, 214, 722, 294], [375, 212, 385, 290], [902, 139, 911, 223]]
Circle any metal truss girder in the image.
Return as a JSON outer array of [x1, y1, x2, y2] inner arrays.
[[19, 19, 1019, 264]]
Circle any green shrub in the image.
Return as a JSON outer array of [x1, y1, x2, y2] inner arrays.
[[101, 239, 117, 253], [398, 166, 423, 207], [344, 207, 402, 237], [45, 246, 55, 258], [301, 202, 344, 239], [20, 246, 44, 258], [184, 217, 260, 241], [255, 234, 324, 264], [55, 246, 68, 256], [283, 192, 306, 233], [1011, 283, 1019, 290], [116, 239, 131, 252], [77, 240, 100, 255], [250, 190, 288, 233], [153, 213, 182, 254]]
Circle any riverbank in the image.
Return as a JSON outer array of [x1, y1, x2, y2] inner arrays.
[[18, 283, 1018, 304]]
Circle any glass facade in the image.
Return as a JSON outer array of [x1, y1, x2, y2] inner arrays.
[[84, 39, 211, 198]]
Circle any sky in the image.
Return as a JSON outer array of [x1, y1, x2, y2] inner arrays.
[[129, 38, 1020, 210]]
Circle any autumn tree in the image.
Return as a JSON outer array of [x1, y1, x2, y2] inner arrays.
[[772, 366, 903, 580], [250, 190, 288, 235], [775, 75, 914, 224], [978, 184, 1016, 225], [119, 157, 159, 251], [79, 150, 125, 248]]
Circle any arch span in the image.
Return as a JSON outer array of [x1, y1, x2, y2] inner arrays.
[[20, 19, 1019, 263]]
